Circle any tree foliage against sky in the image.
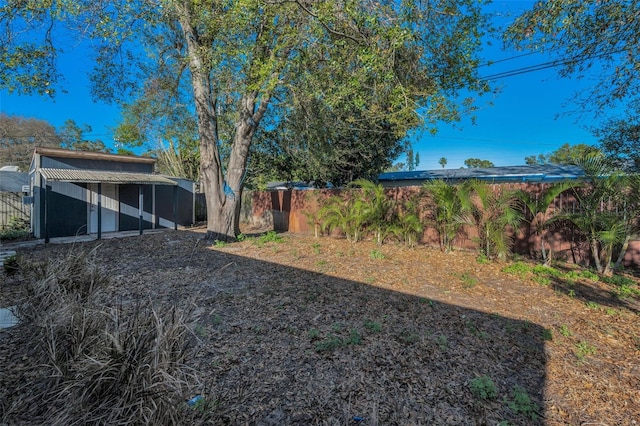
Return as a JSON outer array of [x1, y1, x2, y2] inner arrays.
[[506, 0, 640, 112], [0, 114, 115, 171], [524, 143, 602, 166], [1, 0, 493, 239], [0, 114, 59, 171], [59, 120, 110, 153], [464, 158, 494, 168], [593, 100, 640, 171]]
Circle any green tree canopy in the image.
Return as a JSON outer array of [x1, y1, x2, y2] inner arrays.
[[1, 0, 494, 240], [464, 158, 494, 168], [506, 1, 640, 112], [593, 101, 640, 170], [524, 143, 602, 166], [59, 120, 110, 153]]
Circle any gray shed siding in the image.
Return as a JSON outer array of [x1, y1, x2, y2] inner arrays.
[[30, 148, 195, 239]]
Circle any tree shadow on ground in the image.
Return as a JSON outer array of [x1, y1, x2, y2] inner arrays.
[[2, 230, 548, 425]]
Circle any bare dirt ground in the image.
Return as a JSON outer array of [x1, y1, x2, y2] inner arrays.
[[1, 228, 639, 425]]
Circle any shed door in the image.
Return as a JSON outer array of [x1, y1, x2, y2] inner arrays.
[[88, 183, 118, 233]]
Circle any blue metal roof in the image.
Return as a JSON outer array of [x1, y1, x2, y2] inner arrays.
[[378, 164, 585, 184], [0, 171, 29, 192]]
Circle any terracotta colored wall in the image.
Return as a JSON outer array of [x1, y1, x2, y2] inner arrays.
[[242, 185, 639, 269]]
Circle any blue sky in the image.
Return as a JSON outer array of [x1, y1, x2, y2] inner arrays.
[[0, 0, 619, 170]]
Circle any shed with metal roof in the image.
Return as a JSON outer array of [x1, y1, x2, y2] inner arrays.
[[29, 147, 195, 241]]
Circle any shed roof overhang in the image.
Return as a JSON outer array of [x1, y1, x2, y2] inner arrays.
[[33, 147, 156, 164], [39, 168, 177, 185]]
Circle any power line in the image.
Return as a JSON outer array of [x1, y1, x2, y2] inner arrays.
[[479, 47, 629, 81], [477, 50, 542, 68]]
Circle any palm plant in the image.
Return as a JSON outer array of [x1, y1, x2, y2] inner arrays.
[[392, 197, 424, 248], [459, 180, 523, 261], [563, 157, 640, 274], [423, 179, 464, 252], [516, 180, 576, 264], [318, 193, 368, 242], [350, 179, 395, 245], [613, 175, 640, 270]]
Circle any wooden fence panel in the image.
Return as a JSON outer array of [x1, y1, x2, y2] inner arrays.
[[0, 192, 30, 230]]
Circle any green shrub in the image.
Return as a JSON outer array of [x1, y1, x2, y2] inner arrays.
[[3, 254, 19, 275], [315, 335, 343, 352], [508, 385, 538, 420], [531, 264, 562, 277], [0, 228, 30, 241], [364, 320, 382, 333], [601, 274, 639, 299], [0, 216, 30, 241], [470, 375, 497, 400], [501, 262, 531, 277], [256, 230, 285, 246]]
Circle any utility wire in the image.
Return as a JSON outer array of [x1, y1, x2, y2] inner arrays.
[[479, 47, 629, 81]]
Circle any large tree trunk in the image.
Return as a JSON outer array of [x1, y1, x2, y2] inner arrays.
[[177, 8, 270, 241], [203, 95, 259, 241]]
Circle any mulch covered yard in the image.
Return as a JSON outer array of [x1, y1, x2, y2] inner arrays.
[[1, 228, 639, 424]]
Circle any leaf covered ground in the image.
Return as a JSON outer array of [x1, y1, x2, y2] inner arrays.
[[1, 228, 639, 425]]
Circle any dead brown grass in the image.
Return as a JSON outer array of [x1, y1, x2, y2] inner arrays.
[[2, 246, 199, 425]]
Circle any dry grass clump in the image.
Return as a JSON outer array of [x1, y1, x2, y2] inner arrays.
[[6, 247, 200, 425]]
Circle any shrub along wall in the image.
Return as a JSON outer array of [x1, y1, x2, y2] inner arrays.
[[243, 184, 639, 269]]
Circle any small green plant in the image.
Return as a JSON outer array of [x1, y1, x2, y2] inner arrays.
[[255, 231, 285, 246], [399, 330, 419, 344], [575, 341, 596, 361], [236, 233, 247, 242], [436, 334, 448, 350], [346, 329, 362, 345], [508, 385, 538, 420], [501, 261, 531, 278], [470, 375, 497, 400], [193, 324, 207, 338], [567, 289, 575, 298], [579, 270, 600, 281], [311, 242, 321, 254], [308, 328, 320, 340], [562, 270, 582, 281], [0, 216, 30, 242], [364, 320, 382, 333], [3, 253, 19, 275], [585, 301, 599, 309], [541, 328, 553, 341], [476, 254, 490, 264], [532, 264, 562, 277], [602, 274, 639, 299], [532, 275, 551, 286], [558, 324, 572, 337], [190, 395, 220, 416], [369, 249, 385, 260], [213, 239, 227, 248], [456, 272, 478, 289], [606, 308, 618, 316], [331, 323, 342, 333], [315, 335, 342, 352], [211, 314, 222, 326]]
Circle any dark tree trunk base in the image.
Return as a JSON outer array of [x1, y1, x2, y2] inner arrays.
[[203, 231, 236, 242]]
